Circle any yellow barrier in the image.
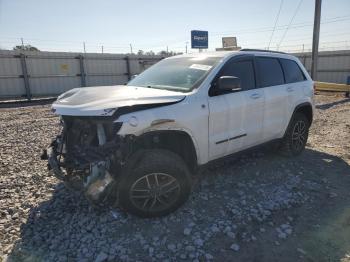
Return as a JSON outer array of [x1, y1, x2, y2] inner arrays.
[[315, 81, 350, 92]]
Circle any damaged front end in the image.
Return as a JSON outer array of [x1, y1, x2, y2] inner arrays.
[[42, 116, 132, 206]]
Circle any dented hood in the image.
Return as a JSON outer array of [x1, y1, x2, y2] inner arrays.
[[52, 85, 186, 116]]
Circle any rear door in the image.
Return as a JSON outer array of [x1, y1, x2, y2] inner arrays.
[[208, 55, 264, 160], [279, 58, 308, 121], [256, 56, 288, 140]]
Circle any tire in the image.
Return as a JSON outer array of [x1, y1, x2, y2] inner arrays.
[[280, 113, 310, 156], [118, 149, 192, 218]]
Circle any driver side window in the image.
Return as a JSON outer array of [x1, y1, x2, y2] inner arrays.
[[210, 59, 256, 96]]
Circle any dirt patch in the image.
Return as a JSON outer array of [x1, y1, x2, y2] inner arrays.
[[0, 94, 349, 261]]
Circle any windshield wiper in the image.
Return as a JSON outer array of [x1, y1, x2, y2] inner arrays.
[[146, 85, 160, 89], [146, 85, 188, 92]]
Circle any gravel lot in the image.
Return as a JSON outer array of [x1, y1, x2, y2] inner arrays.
[[0, 94, 349, 262]]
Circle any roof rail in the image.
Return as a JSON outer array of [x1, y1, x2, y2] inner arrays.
[[239, 49, 286, 54]]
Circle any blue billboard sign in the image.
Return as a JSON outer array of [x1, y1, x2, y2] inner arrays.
[[191, 30, 208, 49]]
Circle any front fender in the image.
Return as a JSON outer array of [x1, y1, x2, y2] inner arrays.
[[114, 96, 209, 165]]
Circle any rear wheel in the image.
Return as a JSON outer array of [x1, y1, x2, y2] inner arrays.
[[280, 113, 310, 156], [118, 149, 192, 217]]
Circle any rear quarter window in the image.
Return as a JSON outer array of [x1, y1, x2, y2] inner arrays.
[[280, 58, 306, 83], [256, 57, 284, 87]]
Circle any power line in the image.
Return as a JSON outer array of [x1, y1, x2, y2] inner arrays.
[[1, 31, 348, 52], [2, 15, 348, 49], [210, 15, 350, 36], [1, 15, 349, 51], [238, 31, 350, 47], [277, 0, 304, 50], [1, 15, 349, 53], [268, 0, 284, 50]]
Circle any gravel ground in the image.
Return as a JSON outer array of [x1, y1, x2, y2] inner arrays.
[[0, 94, 349, 262]]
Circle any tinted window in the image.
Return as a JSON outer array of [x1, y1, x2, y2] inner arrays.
[[280, 58, 306, 83], [257, 57, 284, 87], [220, 60, 256, 90]]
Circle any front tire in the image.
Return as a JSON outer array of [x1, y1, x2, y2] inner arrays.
[[118, 149, 192, 217], [280, 113, 310, 156]]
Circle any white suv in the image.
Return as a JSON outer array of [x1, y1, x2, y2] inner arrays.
[[43, 49, 314, 217]]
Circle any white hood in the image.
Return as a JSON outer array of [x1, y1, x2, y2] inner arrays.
[[52, 85, 186, 116]]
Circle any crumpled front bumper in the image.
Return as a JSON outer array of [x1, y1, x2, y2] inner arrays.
[[46, 146, 65, 180], [42, 137, 117, 205]]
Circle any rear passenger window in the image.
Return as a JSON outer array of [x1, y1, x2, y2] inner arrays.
[[220, 60, 255, 90], [256, 57, 284, 87], [280, 59, 306, 83]]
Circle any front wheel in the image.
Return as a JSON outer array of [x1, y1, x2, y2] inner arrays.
[[280, 113, 310, 156], [118, 149, 192, 217]]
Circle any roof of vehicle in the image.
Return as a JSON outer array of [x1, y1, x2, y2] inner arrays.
[[171, 49, 297, 60], [167, 51, 238, 59]]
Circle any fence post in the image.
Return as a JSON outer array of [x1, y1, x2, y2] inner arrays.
[[79, 55, 86, 87], [19, 53, 32, 100], [125, 56, 131, 81]]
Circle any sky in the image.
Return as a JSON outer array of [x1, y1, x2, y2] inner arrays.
[[0, 0, 349, 54]]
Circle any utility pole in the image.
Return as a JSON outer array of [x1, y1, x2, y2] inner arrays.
[[101, 45, 104, 54], [185, 42, 188, 54], [129, 44, 133, 54], [166, 46, 168, 55], [21, 38, 24, 49], [311, 0, 322, 80], [83, 42, 86, 53]]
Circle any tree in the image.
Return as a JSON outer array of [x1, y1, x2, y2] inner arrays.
[[145, 50, 155, 56], [137, 50, 144, 55], [13, 45, 40, 51], [157, 50, 183, 56], [158, 50, 168, 56]]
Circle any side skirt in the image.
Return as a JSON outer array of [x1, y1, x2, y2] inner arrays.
[[197, 138, 282, 172]]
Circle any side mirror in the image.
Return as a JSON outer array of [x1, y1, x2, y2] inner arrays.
[[218, 76, 241, 92]]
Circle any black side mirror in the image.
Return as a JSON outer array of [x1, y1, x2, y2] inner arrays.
[[218, 76, 241, 92]]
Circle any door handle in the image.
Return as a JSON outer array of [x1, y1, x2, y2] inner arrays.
[[250, 93, 261, 99], [287, 87, 294, 92]]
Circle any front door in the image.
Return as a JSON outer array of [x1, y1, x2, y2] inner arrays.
[[208, 56, 264, 160]]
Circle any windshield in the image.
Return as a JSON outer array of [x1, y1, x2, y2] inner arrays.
[[127, 56, 221, 92]]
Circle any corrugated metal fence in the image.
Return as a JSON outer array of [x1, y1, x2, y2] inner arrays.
[[0, 49, 349, 100], [0, 50, 164, 100], [294, 50, 350, 84]]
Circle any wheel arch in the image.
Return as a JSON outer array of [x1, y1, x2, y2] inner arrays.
[[294, 102, 313, 125], [284, 102, 313, 136], [130, 130, 199, 173]]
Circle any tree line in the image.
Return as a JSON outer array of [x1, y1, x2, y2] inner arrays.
[[11, 45, 182, 56]]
